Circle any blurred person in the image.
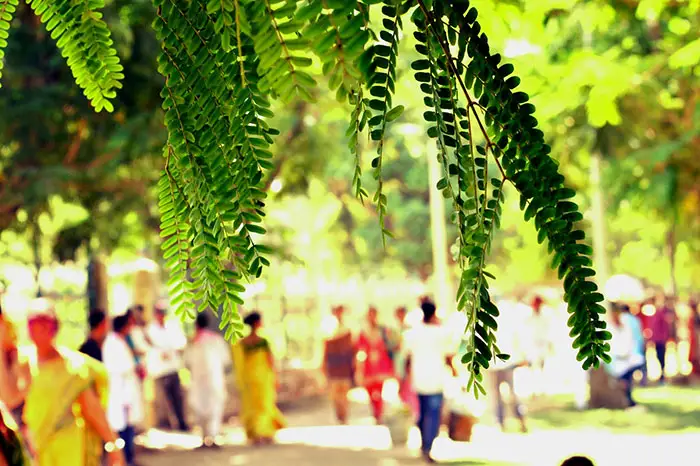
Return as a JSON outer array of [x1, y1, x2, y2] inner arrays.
[[0, 403, 30, 466], [619, 304, 646, 384], [103, 314, 143, 466], [184, 313, 231, 447], [0, 306, 18, 370], [22, 299, 126, 466], [232, 312, 285, 445], [490, 299, 529, 433], [393, 306, 418, 418], [403, 299, 457, 463], [322, 306, 355, 424], [606, 304, 645, 408], [561, 456, 595, 466], [356, 306, 394, 423], [0, 304, 29, 432], [688, 299, 700, 377], [629, 303, 649, 386], [125, 307, 149, 381], [648, 295, 676, 383], [547, 302, 588, 408], [528, 296, 552, 397], [79, 309, 108, 362], [146, 303, 188, 431], [639, 298, 656, 378]]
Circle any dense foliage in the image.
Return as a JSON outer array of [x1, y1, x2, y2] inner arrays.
[[0, 0, 615, 394]]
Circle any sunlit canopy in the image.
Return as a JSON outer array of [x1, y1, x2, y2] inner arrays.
[[603, 274, 645, 302]]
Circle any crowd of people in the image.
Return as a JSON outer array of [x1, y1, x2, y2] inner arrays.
[[0, 290, 696, 466], [320, 292, 700, 461], [322, 299, 458, 463], [604, 294, 700, 407], [0, 299, 280, 466]]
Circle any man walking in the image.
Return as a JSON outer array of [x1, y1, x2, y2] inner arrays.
[[403, 299, 457, 463], [184, 313, 231, 447], [146, 303, 189, 431], [322, 305, 355, 424], [490, 300, 529, 433], [79, 309, 108, 361], [649, 295, 675, 383], [103, 314, 143, 466], [528, 296, 552, 396]]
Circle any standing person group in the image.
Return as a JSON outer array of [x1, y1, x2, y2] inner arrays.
[[23, 299, 127, 466], [321, 298, 459, 463], [76, 303, 190, 465], [0, 297, 294, 464]]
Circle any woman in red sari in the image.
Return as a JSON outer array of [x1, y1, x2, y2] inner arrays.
[[356, 307, 394, 424], [688, 300, 700, 377]]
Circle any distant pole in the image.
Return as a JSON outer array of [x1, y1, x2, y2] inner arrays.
[[426, 141, 453, 315], [584, 30, 610, 291], [590, 151, 609, 289]]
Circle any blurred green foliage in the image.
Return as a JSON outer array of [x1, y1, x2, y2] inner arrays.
[[0, 0, 698, 303]]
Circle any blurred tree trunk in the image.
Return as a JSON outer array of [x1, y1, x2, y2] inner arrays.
[[588, 367, 629, 409], [31, 222, 42, 298], [87, 255, 108, 312], [133, 256, 158, 321], [667, 222, 678, 297], [590, 151, 610, 288], [426, 141, 452, 315]]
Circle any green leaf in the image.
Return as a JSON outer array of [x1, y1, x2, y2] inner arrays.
[[385, 105, 404, 122]]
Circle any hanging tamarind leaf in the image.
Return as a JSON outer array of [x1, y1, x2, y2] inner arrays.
[[0, 0, 611, 394]]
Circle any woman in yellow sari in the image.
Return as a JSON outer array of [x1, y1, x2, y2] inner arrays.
[[22, 300, 125, 466], [232, 312, 286, 445]]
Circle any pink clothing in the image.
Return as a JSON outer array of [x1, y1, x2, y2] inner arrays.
[[356, 329, 394, 382], [194, 328, 220, 343], [399, 375, 419, 417], [649, 307, 674, 344]]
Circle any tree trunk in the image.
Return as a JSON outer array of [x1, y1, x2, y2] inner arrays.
[[31, 223, 42, 298], [589, 151, 610, 288], [133, 265, 157, 321], [587, 367, 630, 410], [426, 140, 453, 315], [667, 221, 678, 297], [86, 256, 108, 312]]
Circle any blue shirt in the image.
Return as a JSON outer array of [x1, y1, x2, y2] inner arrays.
[[621, 313, 645, 358]]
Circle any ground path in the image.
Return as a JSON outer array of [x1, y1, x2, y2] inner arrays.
[[138, 388, 700, 466]]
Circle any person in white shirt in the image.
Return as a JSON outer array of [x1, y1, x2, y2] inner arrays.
[[490, 299, 529, 433], [184, 313, 231, 447], [403, 299, 457, 464], [103, 314, 143, 466], [146, 304, 189, 431], [125, 305, 151, 381], [606, 304, 645, 407], [528, 296, 553, 396]]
